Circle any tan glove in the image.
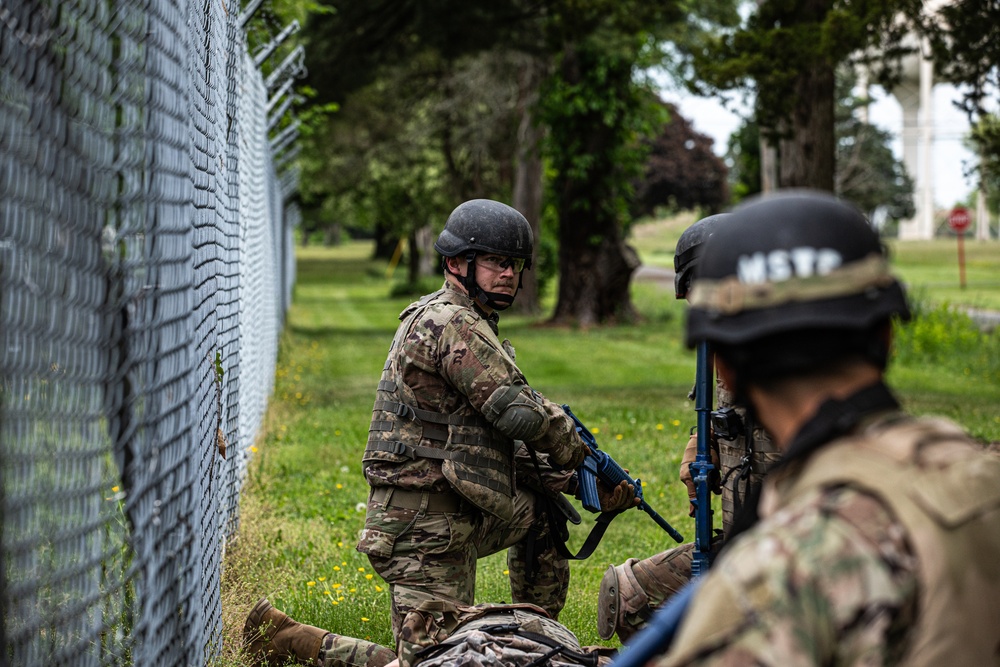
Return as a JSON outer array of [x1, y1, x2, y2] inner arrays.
[[595, 474, 641, 512], [679, 431, 721, 517]]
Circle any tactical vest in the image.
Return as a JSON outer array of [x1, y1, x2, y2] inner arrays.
[[765, 414, 1000, 666], [364, 289, 517, 522], [716, 381, 780, 534]]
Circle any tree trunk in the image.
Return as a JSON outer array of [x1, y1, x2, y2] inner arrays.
[[372, 221, 399, 260], [777, 60, 836, 191], [552, 218, 639, 327], [511, 55, 546, 316], [548, 47, 639, 326], [323, 223, 342, 246], [759, 133, 779, 193]]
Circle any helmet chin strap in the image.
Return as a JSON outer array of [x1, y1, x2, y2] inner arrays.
[[448, 252, 519, 311]]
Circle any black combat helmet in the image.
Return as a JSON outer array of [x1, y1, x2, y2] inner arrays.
[[434, 199, 532, 311], [434, 199, 533, 262], [673, 214, 731, 299], [685, 190, 911, 350]]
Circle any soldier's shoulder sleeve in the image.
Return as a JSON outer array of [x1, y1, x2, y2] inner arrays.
[[395, 301, 467, 373], [436, 308, 526, 400], [656, 486, 916, 666]]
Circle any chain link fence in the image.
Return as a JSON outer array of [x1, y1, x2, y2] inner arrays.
[[1, 0, 299, 663]]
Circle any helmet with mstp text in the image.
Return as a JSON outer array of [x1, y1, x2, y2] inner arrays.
[[434, 199, 533, 262], [674, 214, 731, 299], [684, 190, 911, 350]]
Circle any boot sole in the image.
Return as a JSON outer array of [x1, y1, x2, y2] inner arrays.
[[244, 597, 274, 643]]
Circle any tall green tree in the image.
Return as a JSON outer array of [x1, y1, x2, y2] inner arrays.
[[967, 115, 1000, 216], [685, 0, 921, 191], [538, 3, 682, 325], [923, 0, 1000, 215], [725, 66, 913, 218], [834, 69, 914, 222]]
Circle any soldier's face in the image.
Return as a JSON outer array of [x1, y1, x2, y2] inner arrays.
[[474, 255, 517, 297]]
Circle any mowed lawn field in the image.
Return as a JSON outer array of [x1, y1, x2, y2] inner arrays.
[[218, 215, 1000, 664]]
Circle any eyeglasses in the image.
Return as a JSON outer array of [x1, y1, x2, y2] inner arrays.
[[477, 255, 526, 273]]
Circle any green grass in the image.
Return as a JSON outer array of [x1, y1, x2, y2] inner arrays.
[[631, 213, 1000, 311], [220, 225, 1000, 663]]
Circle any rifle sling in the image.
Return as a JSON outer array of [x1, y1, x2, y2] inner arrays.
[[522, 447, 623, 573]]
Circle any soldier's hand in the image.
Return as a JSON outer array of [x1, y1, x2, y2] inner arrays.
[[597, 477, 640, 512], [679, 431, 721, 517]]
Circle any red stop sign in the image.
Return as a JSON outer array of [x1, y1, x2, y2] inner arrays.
[[948, 206, 971, 232]]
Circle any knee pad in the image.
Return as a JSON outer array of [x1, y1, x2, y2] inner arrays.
[[597, 558, 649, 641]]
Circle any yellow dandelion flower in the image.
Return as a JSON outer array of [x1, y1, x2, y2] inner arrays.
[[112, 486, 120, 493], [332, 600, 339, 605], [307, 581, 316, 587], [319, 577, 326, 581], [335, 430, 342, 436], [350, 588, 356, 593], [342, 561, 347, 566], [365, 574, 373, 580], [503, 570, 510, 575], [375, 586, 383, 592], [333, 566, 340, 571], [337, 541, 344, 548], [361, 617, 370, 622], [251, 446, 258, 453], [336, 483, 343, 490], [324, 591, 331, 596], [656, 424, 664, 430], [615, 434, 623, 440], [358, 567, 365, 572], [672, 419, 681, 426], [591, 427, 600, 434], [333, 583, 342, 589]]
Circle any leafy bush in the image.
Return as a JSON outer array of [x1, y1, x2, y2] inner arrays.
[[893, 298, 1000, 385]]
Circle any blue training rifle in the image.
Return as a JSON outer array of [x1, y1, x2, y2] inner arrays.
[[564, 405, 684, 544]]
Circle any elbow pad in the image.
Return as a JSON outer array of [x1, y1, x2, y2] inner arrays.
[[483, 384, 550, 441]]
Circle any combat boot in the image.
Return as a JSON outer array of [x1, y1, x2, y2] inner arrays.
[[244, 598, 329, 666]]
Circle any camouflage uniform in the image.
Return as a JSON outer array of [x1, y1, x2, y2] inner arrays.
[[397, 599, 615, 667], [318, 633, 396, 667], [304, 600, 615, 667], [358, 281, 587, 637], [597, 379, 779, 642], [653, 399, 1000, 666]]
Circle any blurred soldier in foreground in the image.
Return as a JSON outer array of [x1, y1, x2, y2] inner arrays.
[[598, 214, 781, 642], [647, 190, 1000, 665], [356, 199, 632, 640]]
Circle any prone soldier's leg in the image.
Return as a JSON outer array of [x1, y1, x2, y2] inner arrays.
[[597, 543, 695, 642], [320, 634, 396, 667]]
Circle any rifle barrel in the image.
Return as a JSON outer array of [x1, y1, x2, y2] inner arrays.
[[641, 501, 684, 543]]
